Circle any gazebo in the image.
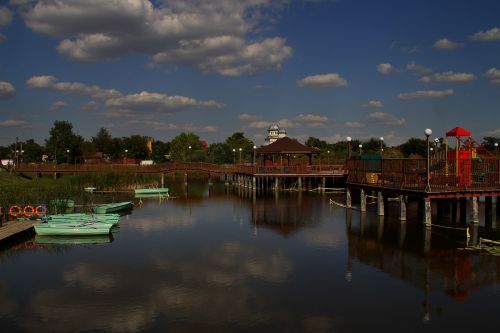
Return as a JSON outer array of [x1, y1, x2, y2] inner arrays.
[[255, 137, 320, 166]]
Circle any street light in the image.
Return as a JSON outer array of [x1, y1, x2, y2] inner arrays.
[[380, 137, 384, 157], [188, 145, 191, 162], [238, 147, 242, 165], [327, 150, 330, 164], [424, 128, 432, 192], [253, 145, 257, 166], [358, 144, 363, 157], [346, 136, 352, 159], [124, 149, 128, 164], [66, 149, 70, 164], [494, 142, 498, 156], [232, 148, 236, 166]]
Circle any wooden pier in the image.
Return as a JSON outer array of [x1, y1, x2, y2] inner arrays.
[[0, 219, 37, 243], [345, 157, 500, 226]]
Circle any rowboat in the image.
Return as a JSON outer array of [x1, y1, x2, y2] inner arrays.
[[35, 234, 113, 245], [45, 213, 120, 225], [91, 201, 133, 214], [34, 222, 112, 236], [134, 188, 169, 195], [84, 187, 97, 193]]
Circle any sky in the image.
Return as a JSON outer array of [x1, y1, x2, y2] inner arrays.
[[0, 0, 500, 147]]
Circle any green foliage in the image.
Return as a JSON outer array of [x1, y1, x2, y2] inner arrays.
[[92, 128, 114, 154], [481, 136, 500, 152], [151, 140, 170, 162], [225, 132, 254, 162], [169, 132, 204, 161], [207, 142, 232, 164], [45, 120, 84, 163], [123, 135, 149, 159], [398, 137, 427, 157]]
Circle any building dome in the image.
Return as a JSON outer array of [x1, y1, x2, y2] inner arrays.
[[269, 124, 280, 131]]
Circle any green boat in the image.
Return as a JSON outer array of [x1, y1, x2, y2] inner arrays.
[[45, 213, 120, 225], [134, 188, 169, 195], [34, 222, 112, 236], [91, 201, 133, 214], [35, 234, 112, 245]]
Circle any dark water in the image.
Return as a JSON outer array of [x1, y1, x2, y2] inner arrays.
[[0, 181, 499, 332]]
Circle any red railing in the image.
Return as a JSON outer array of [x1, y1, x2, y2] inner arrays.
[[347, 158, 500, 191]]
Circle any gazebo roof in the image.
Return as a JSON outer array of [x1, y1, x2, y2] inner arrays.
[[255, 137, 320, 154], [446, 126, 471, 137]]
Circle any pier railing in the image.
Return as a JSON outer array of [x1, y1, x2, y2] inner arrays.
[[347, 158, 500, 192]]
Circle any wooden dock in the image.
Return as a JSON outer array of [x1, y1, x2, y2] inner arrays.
[[0, 220, 37, 243]]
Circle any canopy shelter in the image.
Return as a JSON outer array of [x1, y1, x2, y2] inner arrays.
[[255, 137, 320, 166]]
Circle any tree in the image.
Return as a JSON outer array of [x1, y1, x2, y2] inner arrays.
[[19, 139, 44, 163], [169, 132, 204, 161], [398, 137, 427, 157], [92, 127, 113, 154], [45, 120, 84, 163], [122, 135, 149, 159], [225, 132, 254, 163], [151, 140, 170, 163], [481, 136, 500, 152], [207, 142, 232, 164]]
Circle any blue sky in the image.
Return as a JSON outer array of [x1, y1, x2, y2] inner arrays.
[[1, 0, 500, 146]]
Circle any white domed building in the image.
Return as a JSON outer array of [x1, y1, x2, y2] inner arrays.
[[265, 124, 287, 145]]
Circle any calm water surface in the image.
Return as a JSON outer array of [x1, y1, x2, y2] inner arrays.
[[0, 181, 499, 332]]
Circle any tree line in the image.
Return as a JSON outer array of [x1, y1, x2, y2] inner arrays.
[[1, 120, 499, 164]]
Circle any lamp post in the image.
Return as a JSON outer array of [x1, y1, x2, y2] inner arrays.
[[380, 137, 384, 157], [232, 148, 236, 166], [188, 145, 191, 162], [15, 149, 19, 166], [346, 136, 352, 159], [358, 144, 363, 157], [238, 147, 242, 165], [425, 128, 432, 192], [66, 149, 70, 164], [494, 142, 498, 157], [327, 150, 330, 164], [124, 149, 128, 164], [253, 145, 257, 166]]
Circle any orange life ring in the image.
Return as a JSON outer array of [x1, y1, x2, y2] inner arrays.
[[23, 205, 35, 218], [35, 205, 47, 217], [9, 205, 22, 217]]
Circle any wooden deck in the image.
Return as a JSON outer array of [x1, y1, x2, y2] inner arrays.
[[0, 219, 37, 243]]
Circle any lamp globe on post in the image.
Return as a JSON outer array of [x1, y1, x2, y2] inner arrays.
[[358, 144, 363, 157], [253, 145, 257, 166], [346, 136, 352, 159], [238, 147, 242, 165], [494, 142, 498, 157], [379, 137, 384, 157], [424, 128, 432, 192], [232, 148, 236, 166], [188, 145, 191, 162]]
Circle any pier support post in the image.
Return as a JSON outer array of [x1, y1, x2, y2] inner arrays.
[[298, 177, 302, 191], [377, 191, 384, 216], [423, 198, 432, 227], [346, 188, 352, 208], [485, 196, 493, 227], [252, 176, 256, 191], [459, 198, 467, 224], [399, 195, 407, 222], [208, 173, 212, 186], [321, 177, 326, 193], [275, 177, 279, 190], [184, 173, 188, 185], [424, 226, 431, 253], [360, 189, 366, 212], [470, 197, 479, 224], [160, 173, 164, 188]]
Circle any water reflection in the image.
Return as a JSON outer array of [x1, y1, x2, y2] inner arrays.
[[0, 182, 499, 332]]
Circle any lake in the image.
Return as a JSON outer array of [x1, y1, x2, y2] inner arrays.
[[0, 181, 499, 332]]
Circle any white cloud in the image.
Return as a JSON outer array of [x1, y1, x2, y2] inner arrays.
[[0, 119, 27, 127], [398, 89, 454, 100], [297, 73, 348, 88], [239, 113, 262, 121], [362, 100, 383, 108], [470, 27, 500, 41], [105, 91, 224, 113], [484, 68, 500, 84], [433, 38, 464, 50], [27, 75, 121, 99], [406, 61, 433, 75], [247, 121, 270, 129], [418, 71, 476, 83], [50, 100, 66, 110], [0, 81, 15, 99], [305, 122, 326, 128], [377, 63, 397, 75], [277, 118, 300, 128], [200, 126, 218, 133], [344, 121, 365, 128], [482, 128, 500, 137], [295, 114, 328, 122], [0, 7, 12, 27], [81, 100, 98, 110], [367, 112, 405, 126], [21, 0, 293, 76]]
